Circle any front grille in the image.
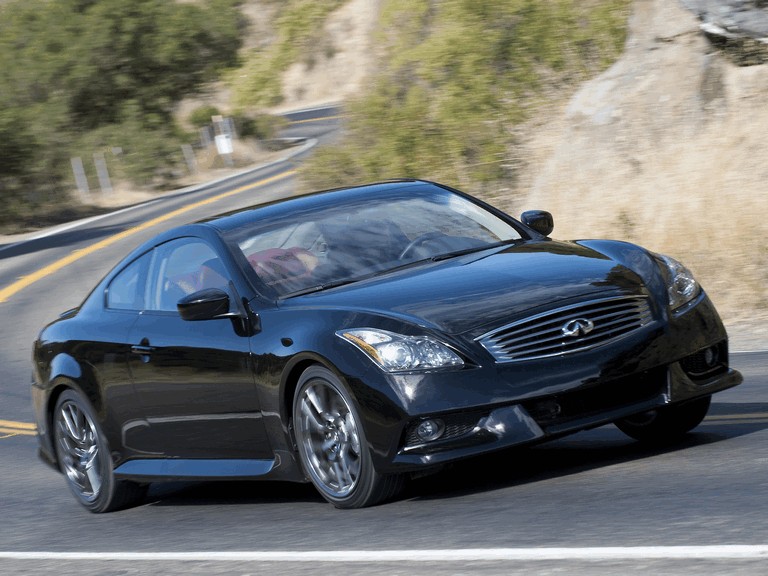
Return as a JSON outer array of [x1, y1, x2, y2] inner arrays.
[[477, 295, 653, 363]]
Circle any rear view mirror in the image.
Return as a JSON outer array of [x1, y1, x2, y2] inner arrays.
[[177, 288, 230, 321], [521, 210, 554, 236]]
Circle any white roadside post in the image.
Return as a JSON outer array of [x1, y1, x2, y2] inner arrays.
[[93, 152, 113, 198], [70, 157, 91, 203]]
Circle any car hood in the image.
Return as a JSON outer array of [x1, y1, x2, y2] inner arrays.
[[281, 240, 649, 335]]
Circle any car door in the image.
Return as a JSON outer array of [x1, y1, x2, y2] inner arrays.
[[126, 237, 272, 460]]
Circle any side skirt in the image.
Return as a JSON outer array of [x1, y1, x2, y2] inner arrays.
[[113, 458, 276, 481]]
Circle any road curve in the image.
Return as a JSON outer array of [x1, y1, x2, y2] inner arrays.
[[0, 106, 766, 576]]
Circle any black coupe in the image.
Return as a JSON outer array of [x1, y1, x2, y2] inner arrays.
[[32, 179, 742, 511]]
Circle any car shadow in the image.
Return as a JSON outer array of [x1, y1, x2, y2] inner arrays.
[[403, 401, 768, 503], [140, 401, 768, 510], [145, 479, 325, 508]]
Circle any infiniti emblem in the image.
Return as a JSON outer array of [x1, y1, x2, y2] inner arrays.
[[562, 318, 595, 338]]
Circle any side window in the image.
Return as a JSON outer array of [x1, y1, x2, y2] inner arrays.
[[147, 238, 229, 312], [106, 253, 151, 310]]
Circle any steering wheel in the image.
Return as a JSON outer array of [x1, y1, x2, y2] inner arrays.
[[398, 232, 445, 260]]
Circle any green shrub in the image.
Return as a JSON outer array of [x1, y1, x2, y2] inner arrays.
[[188, 106, 223, 128], [300, 0, 631, 193], [232, 112, 287, 140], [230, 0, 345, 108]]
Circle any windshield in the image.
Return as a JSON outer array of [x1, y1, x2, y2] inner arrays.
[[229, 185, 523, 297]]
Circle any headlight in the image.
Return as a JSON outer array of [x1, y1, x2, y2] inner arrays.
[[657, 254, 700, 311], [337, 328, 464, 372]]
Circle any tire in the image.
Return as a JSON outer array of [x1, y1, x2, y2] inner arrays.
[[615, 395, 712, 443], [292, 366, 403, 508], [52, 389, 147, 513]]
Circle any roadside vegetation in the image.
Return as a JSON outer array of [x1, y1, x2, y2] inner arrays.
[[228, 0, 348, 108], [299, 0, 631, 194], [0, 0, 629, 232], [0, 0, 244, 228]]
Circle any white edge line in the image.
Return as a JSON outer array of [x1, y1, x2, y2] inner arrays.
[[1, 546, 768, 562], [0, 200, 165, 248]]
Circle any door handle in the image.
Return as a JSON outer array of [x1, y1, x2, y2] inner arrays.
[[131, 338, 155, 362], [130, 345, 155, 354]]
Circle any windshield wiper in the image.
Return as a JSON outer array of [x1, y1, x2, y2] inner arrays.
[[367, 257, 437, 277], [284, 256, 439, 297], [281, 278, 361, 298], [367, 239, 525, 278], [429, 238, 524, 262]]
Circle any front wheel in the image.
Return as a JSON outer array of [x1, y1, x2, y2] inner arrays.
[[293, 366, 403, 508], [52, 389, 147, 512], [615, 395, 712, 443]]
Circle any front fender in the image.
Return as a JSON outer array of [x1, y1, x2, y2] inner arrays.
[[575, 239, 668, 304]]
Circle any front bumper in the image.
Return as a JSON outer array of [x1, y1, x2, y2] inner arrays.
[[386, 356, 741, 470], [362, 292, 743, 473]]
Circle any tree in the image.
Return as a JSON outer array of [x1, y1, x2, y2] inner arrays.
[[0, 0, 244, 220]]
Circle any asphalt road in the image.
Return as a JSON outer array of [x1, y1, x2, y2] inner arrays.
[[0, 108, 766, 575]]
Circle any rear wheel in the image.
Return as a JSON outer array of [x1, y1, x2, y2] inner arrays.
[[53, 389, 146, 512], [615, 395, 712, 443], [293, 366, 403, 508]]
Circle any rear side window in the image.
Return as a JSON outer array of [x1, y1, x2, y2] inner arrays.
[[106, 253, 151, 310]]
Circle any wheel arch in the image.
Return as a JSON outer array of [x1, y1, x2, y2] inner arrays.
[[44, 354, 105, 463], [277, 349, 408, 474], [48, 353, 103, 409], [280, 352, 348, 431]]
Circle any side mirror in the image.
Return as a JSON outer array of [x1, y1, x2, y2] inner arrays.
[[521, 210, 554, 237], [177, 288, 231, 321]]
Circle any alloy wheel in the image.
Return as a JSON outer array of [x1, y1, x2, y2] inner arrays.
[[54, 399, 103, 503], [296, 378, 362, 498]]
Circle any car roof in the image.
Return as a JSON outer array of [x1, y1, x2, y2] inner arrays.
[[197, 179, 434, 233]]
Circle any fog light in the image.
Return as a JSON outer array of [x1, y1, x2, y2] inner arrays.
[[415, 419, 445, 442], [680, 342, 725, 379], [703, 346, 719, 367]]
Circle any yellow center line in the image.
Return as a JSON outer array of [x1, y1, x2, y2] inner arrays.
[[0, 419, 36, 430], [0, 419, 37, 436], [0, 170, 296, 303], [0, 424, 37, 436]]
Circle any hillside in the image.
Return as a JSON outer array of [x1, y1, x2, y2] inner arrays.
[[1, 0, 763, 349]]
